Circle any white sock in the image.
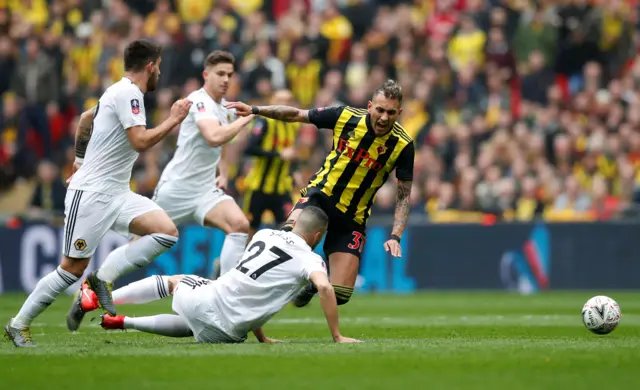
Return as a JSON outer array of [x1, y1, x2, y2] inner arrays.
[[113, 275, 170, 304], [97, 234, 177, 283], [12, 266, 79, 328], [123, 314, 193, 337], [219, 233, 248, 275]]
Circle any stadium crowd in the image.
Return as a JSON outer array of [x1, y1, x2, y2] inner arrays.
[[1, 0, 640, 224]]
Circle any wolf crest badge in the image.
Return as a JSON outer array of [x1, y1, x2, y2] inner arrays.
[[74, 239, 87, 251], [131, 99, 140, 114]]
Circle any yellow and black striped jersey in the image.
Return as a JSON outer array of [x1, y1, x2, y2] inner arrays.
[[244, 117, 299, 195], [304, 105, 415, 225]]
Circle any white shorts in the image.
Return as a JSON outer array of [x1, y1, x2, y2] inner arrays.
[[152, 181, 233, 226], [172, 275, 242, 344], [62, 189, 161, 258]]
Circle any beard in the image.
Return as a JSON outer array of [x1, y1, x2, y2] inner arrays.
[[146, 70, 159, 92]]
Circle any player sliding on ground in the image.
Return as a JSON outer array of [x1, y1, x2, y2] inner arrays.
[[81, 207, 360, 343]]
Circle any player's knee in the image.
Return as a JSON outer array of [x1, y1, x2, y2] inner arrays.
[[61, 256, 90, 277], [229, 215, 250, 234], [155, 223, 179, 238], [333, 285, 354, 306]]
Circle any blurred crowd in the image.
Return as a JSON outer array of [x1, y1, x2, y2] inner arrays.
[[2, 0, 640, 225]]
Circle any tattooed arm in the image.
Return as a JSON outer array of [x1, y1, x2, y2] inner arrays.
[[384, 142, 415, 257], [224, 101, 344, 129], [74, 106, 97, 162], [253, 106, 311, 123], [391, 180, 412, 238]]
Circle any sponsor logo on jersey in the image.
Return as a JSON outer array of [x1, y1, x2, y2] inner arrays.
[[196, 102, 206, 112], [131, 99, 140, 114], [336, 138, 385, 171]]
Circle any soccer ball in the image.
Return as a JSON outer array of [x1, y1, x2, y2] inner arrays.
[[581, 295, 621, 335]]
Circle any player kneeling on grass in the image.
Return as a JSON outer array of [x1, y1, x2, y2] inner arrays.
[[81, 206, 360, 343]]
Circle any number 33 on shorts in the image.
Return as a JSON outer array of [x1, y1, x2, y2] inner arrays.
[[347, 231, 365, 253]]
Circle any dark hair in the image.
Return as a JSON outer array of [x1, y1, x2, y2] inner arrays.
[[373, 79, 403, 103], [204, 50, 235, 68], [300, 206, 329, 230], [124, 39, 162, 72]]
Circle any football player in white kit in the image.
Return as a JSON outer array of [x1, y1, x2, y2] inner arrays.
[[4, 39, 192, 348], [63, 51, 255, 334], [96, 206, 361, 343], [151, 50, 254, 278]]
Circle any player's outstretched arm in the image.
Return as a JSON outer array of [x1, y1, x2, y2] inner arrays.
[[127, 99, 192, 152], [309, 271, 361, 343], [225, 101, 311, 123], [197, 114, 255, 147]]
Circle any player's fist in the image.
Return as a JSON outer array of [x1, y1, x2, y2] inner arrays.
[[224, 101, 252, 116], [384, 239, 402, 258], [334, 335, 362, 343], [170, 99, 192, 122]]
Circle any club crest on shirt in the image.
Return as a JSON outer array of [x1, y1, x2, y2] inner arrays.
[[252, 120, 264, 135], [377, 145, 387, 154], [74, 238, 87, 251], [196, 102, 206, 112], [130, 99, 140, 114]]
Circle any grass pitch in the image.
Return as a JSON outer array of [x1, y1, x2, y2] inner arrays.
[[1, 291, 639, 389]]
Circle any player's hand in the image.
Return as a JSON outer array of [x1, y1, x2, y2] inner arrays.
[[261, 337, 283, 343], [170, 99, 192, 122], [384, 239, 402, 258], [65, 161, 81, 186], [334, 335, 362, 343], [215, 175, 228, 191], [279, 147, 296, 161], [224, 101, 252, 117]]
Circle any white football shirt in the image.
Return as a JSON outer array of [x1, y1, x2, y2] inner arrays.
[[158, 88, 233, 193], [69, 77, 146, 195], [211, 229, 327, 340]]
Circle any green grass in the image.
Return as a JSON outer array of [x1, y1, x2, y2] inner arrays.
[[2, 291, 640, 389]]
